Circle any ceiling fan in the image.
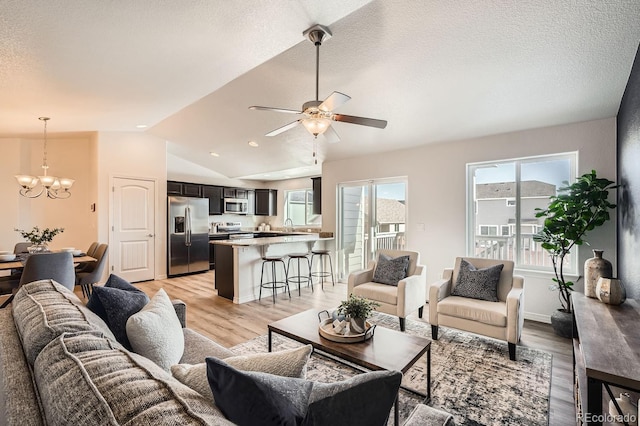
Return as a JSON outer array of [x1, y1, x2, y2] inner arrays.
[[249, 24, 387, 144]]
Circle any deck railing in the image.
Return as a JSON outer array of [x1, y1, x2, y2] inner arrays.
[[474, 233, 560, 268]]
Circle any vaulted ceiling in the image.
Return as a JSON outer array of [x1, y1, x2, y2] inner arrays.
[[2, 1, 640, 180]]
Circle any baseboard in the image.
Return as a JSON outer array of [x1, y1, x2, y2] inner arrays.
[[156, 274, 168, 280], [524, 312, 551, 324]]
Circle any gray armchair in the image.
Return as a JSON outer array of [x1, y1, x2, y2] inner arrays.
[[429, 257, 524, 360], [348, 249, 427, 331]]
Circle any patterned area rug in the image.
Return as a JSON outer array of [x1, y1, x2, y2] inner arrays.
[[230, 312, 552, 426]]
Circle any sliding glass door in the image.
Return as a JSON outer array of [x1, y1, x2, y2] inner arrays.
[[337, 178, 407, 280]]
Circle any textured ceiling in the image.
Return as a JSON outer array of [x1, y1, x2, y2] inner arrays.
[[2, 1, 640, 180]]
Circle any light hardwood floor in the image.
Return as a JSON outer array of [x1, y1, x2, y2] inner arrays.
[[75, 271, 575, 426]]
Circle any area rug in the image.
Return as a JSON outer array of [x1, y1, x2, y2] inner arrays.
[[230, 312, 552, 426]]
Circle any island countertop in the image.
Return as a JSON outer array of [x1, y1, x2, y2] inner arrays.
[[209, 233, 333, 247]]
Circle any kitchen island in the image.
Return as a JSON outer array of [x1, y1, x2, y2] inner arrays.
[[210, 234, 334, 304]]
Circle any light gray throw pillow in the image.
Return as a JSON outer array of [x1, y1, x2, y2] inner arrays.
[[126, 288, 184, 370], [171, 344, 313, 399]]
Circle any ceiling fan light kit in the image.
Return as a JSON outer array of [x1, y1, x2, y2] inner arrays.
[[249, 24, 387, 143]]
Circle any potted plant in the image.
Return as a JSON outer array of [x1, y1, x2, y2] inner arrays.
[[533, 170, 616, 337], [15, 226, 65, 253], [337, 294, 380, 333]]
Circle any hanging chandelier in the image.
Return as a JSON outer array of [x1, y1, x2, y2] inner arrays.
[[15, 117, 74, 199]]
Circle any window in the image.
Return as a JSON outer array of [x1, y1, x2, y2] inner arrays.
[[467, 152, 577, 272], [284, 189, 321, 226]]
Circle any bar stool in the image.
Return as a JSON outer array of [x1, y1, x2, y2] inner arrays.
[[259, 255, 290, 303], [310, 250, 335, 290], [286, 253, 312, 296]]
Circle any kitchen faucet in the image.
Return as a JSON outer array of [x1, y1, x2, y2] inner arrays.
[[284, 218, 293, 232]]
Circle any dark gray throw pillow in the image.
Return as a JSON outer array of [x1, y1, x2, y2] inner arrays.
[[372, 254, 410, 286], [451, 259, 504, 302], [86, 274, 149, 349], [205, 357, 402, 426]]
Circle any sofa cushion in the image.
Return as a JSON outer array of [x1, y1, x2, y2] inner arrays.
[[437, 296, 507, 327], [352, 282, 398, 305], [87, 274, 150, 349], [126, 288, 184, 370], [11, 279, 118, 366], [451, 259, 503, 302], [172, 345, 313, 400], [205, 357, 402, 426], [34, 331, 233, 425], [373, 253, 410, 286]]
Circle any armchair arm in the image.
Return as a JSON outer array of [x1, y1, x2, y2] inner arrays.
[[396, 265, 427, 317], [347, 268, 374, 295], [506, 276, 525, 344], [428, 269, 454, 325]]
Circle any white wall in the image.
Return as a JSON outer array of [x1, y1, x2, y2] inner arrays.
[[321, 118, 617, 322], [97, 132, 168, 280], [0, 134, 98, 253]]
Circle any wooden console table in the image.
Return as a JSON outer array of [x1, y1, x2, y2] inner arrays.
[[572, 293, 640, 425]]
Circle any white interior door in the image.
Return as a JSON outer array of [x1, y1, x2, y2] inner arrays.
[[112, 177, 155, 282]]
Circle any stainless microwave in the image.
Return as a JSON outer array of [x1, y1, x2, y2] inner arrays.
[[224, 198, 248, 214]]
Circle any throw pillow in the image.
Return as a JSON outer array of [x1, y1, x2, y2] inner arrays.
[[171, 345, 313, 399], [126, 288, 184, 370], [372, 253, 410, 286], [451, 259, 504, 302], [87, 274, 149, 349], [205, 357, 402, 426]]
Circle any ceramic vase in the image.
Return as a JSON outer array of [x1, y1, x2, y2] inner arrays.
[[584, 249, 612, 298], [608, 393, 638, 426], [596, 277, 627, 305]]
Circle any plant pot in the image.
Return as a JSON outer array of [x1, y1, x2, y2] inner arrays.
[[349, 317, 366, 334], [550, 309, 574, 338]]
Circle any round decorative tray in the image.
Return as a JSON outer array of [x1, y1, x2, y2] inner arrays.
[[317, 311, 376, 343]]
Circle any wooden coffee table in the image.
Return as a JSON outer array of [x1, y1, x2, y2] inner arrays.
[[268, 309, 431, 426]]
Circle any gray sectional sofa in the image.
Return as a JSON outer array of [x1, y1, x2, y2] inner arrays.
[[0, 279, 452, 426]]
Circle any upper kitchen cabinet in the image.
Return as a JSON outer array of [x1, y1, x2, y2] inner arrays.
[[223, 187, 248, 199], [202, 185, 223, 215], [311, 177, 321, 215], [255, 189, 277, 216], [167, 181, 202, 197]]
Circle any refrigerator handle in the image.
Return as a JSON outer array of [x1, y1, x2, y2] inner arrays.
[[185, 207, 192, 247]]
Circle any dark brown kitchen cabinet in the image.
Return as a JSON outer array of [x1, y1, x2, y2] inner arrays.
[[182, 183, 202, 197], [202, 185, 223, 215], [223, 187, 248, 199], [167, 181, 183, 195], [311, 177, 321, 215], [255, 189, 277, 216]]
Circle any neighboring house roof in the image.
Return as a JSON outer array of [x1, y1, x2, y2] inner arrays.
[[476, 181, 556, 199], [374, 198, 406, 224]]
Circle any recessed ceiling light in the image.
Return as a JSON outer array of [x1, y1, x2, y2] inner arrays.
[[136, 124, 148, 129], [248, 141, 259, 147], [210, 152, 220, 157]]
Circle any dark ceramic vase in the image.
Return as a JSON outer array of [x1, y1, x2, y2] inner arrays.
[[550, 309, 573, 338]]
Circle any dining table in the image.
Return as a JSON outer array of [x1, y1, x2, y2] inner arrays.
[[0, 253, 97, 271]]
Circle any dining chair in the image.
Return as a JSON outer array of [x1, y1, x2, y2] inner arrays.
[[1, 252, 75, 308], [76, 244, 108, 298], [0, 242, 38, 296], [75, 242, 99, 273]]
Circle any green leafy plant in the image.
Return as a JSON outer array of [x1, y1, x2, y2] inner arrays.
[[337, 294, 380, 319], [15, 226, 65, 245], [533, 170, 616, 313]]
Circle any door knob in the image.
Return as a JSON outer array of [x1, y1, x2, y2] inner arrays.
[[147, 234, 154, 237]]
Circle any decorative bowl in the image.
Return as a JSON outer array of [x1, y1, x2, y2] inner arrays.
[[0, 254, 17, 262], [60, 247, 75, 253], [72, 249, 83, 256]]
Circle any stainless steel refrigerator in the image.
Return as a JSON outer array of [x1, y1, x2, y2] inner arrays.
[[168, 196, 210, 276]]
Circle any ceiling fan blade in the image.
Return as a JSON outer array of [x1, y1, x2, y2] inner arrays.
[[249, 105, 302, 114], [265, 120, 301, 137], [319, 91, 351, 112], [332, 114, 387, 129], [322, 125, 340, 144]]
